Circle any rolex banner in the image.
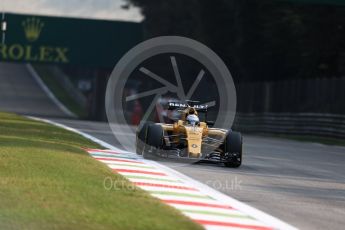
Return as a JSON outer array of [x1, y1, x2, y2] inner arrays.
[[0, 13, 142, 68]]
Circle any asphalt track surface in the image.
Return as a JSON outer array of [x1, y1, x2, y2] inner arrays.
[[1, 63, 344, 230], [0, 63, 67, 117], [50, 118, 345, 230]]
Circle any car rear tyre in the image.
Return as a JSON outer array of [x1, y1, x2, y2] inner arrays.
[[224, 131, 242, 168], [136, 121, 153, 155]]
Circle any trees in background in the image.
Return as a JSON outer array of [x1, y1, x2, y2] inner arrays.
[[125, 0, 345, 82]]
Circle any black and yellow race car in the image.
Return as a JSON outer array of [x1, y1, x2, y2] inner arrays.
[[136, 101, 242, 167]]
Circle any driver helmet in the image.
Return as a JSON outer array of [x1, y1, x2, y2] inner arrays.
[[186, 114, 199, 125], [189, 108, 196, 114]]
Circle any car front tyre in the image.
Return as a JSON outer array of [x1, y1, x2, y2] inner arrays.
[[224, 131, 242, 168], [143, 124, 164, 159]]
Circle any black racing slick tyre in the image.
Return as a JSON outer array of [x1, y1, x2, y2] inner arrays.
[[143, 124, 164, 159], [146, 124, 164, 148], [136, 121, 153, 155], [224, 131, 242, 168]]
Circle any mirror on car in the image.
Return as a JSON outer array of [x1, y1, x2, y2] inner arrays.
[[206, 121, 215, 127]]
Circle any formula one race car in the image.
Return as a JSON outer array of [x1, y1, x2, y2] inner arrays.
[[136, 101, 242, 167]]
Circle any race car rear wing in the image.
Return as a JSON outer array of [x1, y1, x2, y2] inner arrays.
[[167, 101, 215, 125], [167, 102, 208, 112]]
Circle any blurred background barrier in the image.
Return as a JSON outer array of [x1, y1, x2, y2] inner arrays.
[[233, 113, 345, 138], [233, 77, 345, 139], [236, 77, 345, 114]]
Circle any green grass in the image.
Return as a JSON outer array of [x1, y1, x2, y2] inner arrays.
[[0, 112, 202, 230], [32, 65, 87, 118]]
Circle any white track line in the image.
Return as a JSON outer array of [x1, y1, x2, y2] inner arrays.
[[27, 116, 298, 230], [26, 64, 77, 118], [27, 116, 116, 150]]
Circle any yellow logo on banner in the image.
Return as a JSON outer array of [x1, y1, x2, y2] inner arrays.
[[22, 17, 44, 42], [0, 16, 70, 63]]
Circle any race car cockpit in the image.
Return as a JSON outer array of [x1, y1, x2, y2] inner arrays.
[[186, 114, 200, 126]]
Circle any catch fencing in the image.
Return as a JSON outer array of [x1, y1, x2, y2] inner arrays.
[[233, 77, 345, 138], [232, 112, 345, 139]]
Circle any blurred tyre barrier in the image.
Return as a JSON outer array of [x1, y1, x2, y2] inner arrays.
[[232, 113, 345, 139]]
